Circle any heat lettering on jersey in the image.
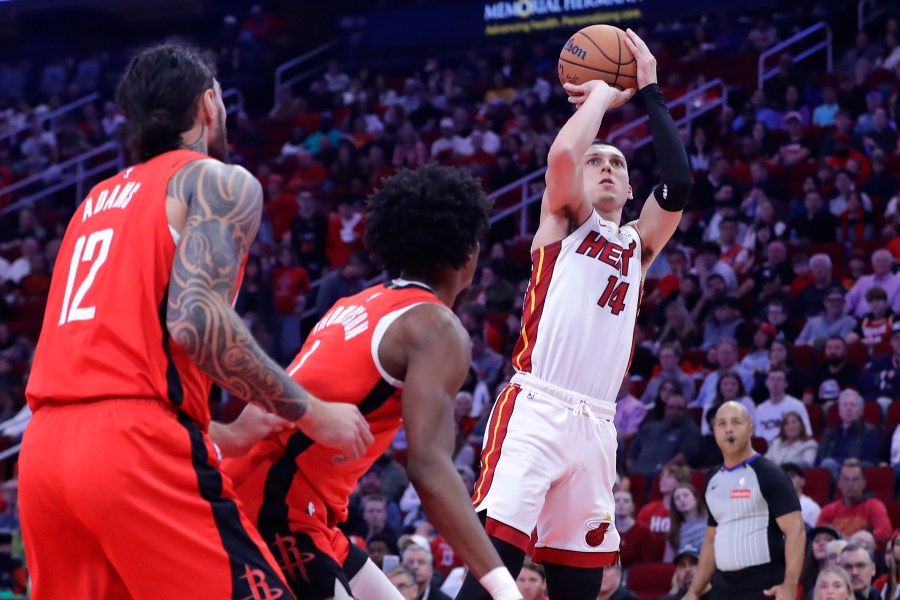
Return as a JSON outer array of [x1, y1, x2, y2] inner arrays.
[[574, 230, 636, 276], [82, 182, 142, 222], [312, 304, 369, 340]]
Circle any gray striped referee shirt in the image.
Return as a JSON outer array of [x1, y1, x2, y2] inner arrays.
[[704, 454, 800, 572]]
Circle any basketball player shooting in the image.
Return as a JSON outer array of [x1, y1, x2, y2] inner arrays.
[[459, 28, 693, 600]]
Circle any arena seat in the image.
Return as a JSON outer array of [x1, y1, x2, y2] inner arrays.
[[627, 562, 675, 600], [628, 473, 648, 506], [834, 467, 895, 502], [884, 499, 900, 529], [885, 403, 900, 434], [806, 403, 823, 439], [825, 402, 882, 428], [751, 437, 768, 454], [802, 468, 832, 506]]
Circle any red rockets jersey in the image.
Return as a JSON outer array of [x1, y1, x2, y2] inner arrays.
[[26, 150, 235, 430], [223, 281, 441, 529]]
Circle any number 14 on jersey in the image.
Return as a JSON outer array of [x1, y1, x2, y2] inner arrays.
[[597, 275, 629, 316]]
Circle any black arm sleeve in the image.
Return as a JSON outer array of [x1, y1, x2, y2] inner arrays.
[[704, 469, 718, 527], [635, 83, 693, 212], [755, 457, 802, 518]]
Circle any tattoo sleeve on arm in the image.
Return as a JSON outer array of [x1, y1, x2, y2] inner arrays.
[[166, 160, 310, 422]]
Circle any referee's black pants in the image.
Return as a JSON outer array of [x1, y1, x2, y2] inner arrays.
[[710, 564, 785, 600]]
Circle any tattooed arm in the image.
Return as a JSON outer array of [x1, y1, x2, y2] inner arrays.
[[166, 160, 372, 456]]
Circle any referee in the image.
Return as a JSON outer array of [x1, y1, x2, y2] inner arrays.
[[684, 402, 806, 600]]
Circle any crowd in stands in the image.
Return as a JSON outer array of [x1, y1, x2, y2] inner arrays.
[[0, 1, 899, 598]]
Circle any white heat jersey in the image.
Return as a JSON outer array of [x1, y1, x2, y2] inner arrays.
[[512, 211, 643, 400]]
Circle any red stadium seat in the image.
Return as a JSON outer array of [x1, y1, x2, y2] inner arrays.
[[690, 471, 707, 495], [884, 499, 900, 529], [683, 350, 706, 369], [648, 475, 662, 501], [835, 467, 895, 502], [630, 379, 648, 400], [806, 403, 823, 440], [825, 403, 882, 428], [793, 345, 814, 373], [864, 467, 895, 501], [752, 437, 769, 455], [886, 403, 900, 434], [627, 562, 676, 600], [690, 407, 703, 427], [846, 343, 869, 369], [802, 468, 832, 506], [628, 474, 648, 506]]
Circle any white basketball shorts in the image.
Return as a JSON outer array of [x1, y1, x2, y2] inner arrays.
[[471, 371, 620, 568]]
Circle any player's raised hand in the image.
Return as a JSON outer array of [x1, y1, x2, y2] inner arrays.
[[623, 28, 658, 89], [298, 397, 374, 461], [563, 80, 634, 110]]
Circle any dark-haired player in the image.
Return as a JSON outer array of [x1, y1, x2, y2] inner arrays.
[[20, 43, 372, 599], [223, 163, 523, 600], [460, 29, 693, 600]]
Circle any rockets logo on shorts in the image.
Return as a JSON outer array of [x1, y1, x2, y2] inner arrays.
[[584, 516, 613, 547], [239, 564, 284, 600]]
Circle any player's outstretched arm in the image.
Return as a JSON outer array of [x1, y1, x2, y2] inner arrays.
[[397, 304, 521, 600], [623, 29, 692, 272], [167, 160, 372, 458], [541, 80, 634, 229]]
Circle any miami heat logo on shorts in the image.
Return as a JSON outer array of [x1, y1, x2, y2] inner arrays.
[[585, 517, 613, 547]]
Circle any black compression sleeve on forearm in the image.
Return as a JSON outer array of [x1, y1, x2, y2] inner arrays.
[[636, 83, 693, 212]]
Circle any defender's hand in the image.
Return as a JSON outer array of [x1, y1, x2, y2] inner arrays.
[[298, 398, 374, 461], [228, 402, 294, 456]]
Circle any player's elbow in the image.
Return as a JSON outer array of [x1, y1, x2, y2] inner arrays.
[[166, 309, 207, 359], [546, 144, 578, 174], [405, 450, 444, 487]]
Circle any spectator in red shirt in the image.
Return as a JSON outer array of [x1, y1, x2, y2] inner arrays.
[[288, 147, 328, 195], [817, 459, 892, 546], [636, 463, 691, 559], [262, 174, 297, 241], [717, 217, 744, 266], [454, 392, 478, 438], [271, 245, 310, 362], [615, 489, 660, 566], [326, 198, 365, 268]]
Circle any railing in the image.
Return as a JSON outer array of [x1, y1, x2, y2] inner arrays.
[[488, 167, 548, 237], [274, 38, 344, 102], [222, 87, 245, 116], [858, 0, 890, 31], [609, 78, 728, 150], [0, 141, 124, 216], [0, 92, 100, 145], [758, 22, 832, 90]]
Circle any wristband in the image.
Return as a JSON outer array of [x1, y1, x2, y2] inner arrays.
[[479, 567, 522, 600]]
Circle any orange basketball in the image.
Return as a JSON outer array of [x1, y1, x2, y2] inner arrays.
[[558, 25, 638, 92]]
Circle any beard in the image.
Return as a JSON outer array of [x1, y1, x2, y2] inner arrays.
[[207, 112, 230, 163], [826, 356, 844, 366]]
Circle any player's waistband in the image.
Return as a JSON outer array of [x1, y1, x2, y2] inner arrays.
[[33, 397, 203, 426], [510, 371, 616, 420]]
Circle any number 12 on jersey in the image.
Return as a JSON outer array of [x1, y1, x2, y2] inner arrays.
[[58, 228, 114, 325], [597, 275, 629, 315]]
